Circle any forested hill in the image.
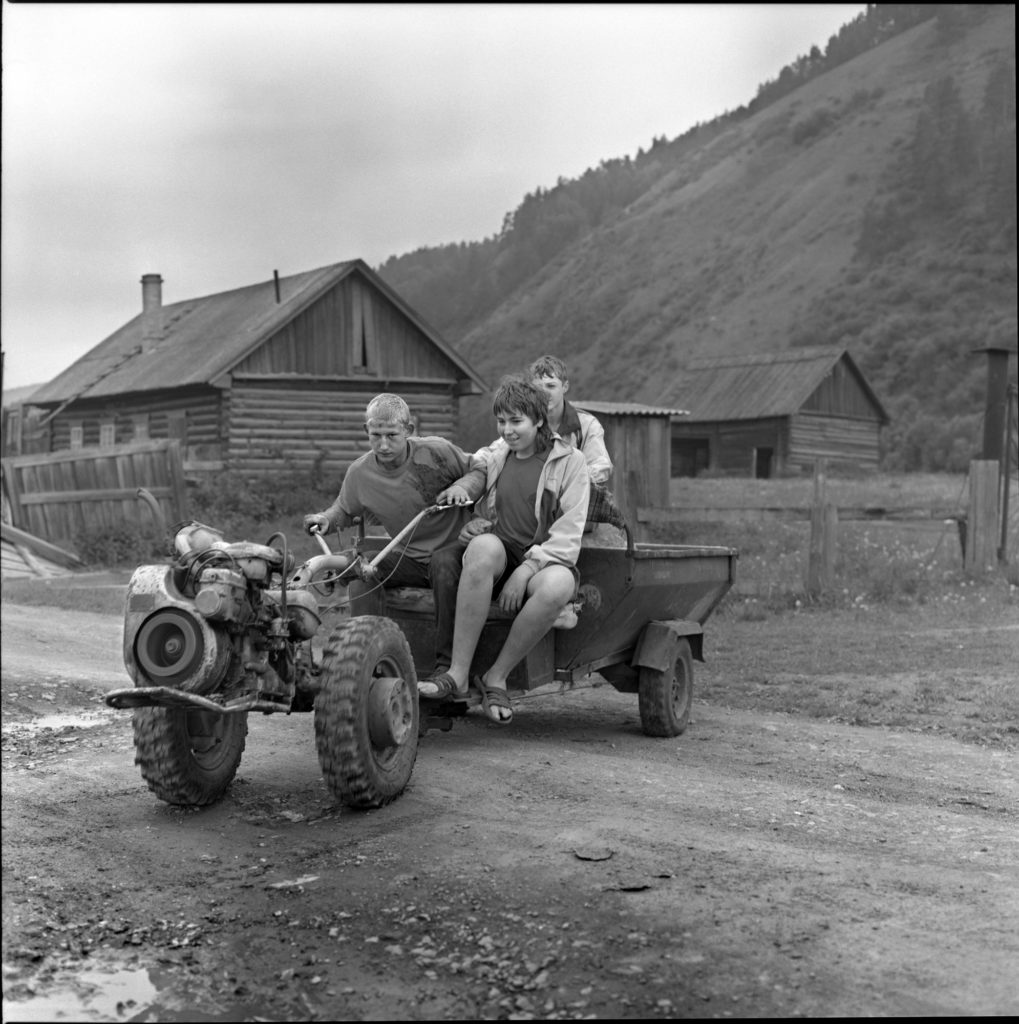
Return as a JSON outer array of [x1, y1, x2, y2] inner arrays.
[[378, 5, 1016, 469]]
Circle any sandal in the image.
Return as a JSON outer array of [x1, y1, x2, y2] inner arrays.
[[474, 675, 513, 724], [418, 671, 468, 702]]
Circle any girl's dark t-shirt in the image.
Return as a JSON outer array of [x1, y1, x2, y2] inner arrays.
[[494, 451, 547, 561]]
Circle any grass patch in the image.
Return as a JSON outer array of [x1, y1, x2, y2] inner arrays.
[[1, 574, 130, 616], [667, 471, 970, 510], [700, 596, 1019, 749], [655, 471, 1018, 612]]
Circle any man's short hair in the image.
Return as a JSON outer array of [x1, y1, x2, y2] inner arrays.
[[493, 375, 553, 452], [365, 393, 412, 427], [527, 354, 569, 384]]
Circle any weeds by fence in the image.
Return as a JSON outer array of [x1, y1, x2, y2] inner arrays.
[[652, 471, 1018, 613]]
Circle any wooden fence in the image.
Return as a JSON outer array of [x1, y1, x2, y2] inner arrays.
[[1, 440, 187, 549]]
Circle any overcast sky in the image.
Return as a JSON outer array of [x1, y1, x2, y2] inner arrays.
[[1, 2, 865, 391]]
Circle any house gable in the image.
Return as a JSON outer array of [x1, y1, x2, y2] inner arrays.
[[232, 270, 474, 384], [799, 352, 888, 423]]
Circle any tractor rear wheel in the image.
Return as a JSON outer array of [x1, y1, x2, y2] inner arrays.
[[314, 616, 419, 809], [638, 638, 693, 737], [132, 707, 247, 806]]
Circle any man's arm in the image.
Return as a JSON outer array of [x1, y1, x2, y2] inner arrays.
[[436, 439, 492, 505], [304, 467, 363, 535]]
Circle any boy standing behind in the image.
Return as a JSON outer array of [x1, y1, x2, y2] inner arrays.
[[527, 354, 612, 485]]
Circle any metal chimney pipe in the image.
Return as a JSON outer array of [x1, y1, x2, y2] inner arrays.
[[974, 345, 1016, 462], [141, 273, 164, 348]]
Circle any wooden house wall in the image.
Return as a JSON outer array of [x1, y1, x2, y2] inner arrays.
[[787, 413, 881, 471], [34, 388, 223, 460], [598, 415, 672, 526], [800, 358, 881, 420], [232, 276, 460, 382], [671, 418, 787, 476], [225, 377, 458, 475]]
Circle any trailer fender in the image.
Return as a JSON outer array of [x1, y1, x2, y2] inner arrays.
[[631, 619, 704, 670]]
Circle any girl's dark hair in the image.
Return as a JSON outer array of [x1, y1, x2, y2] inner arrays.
[[492, 374, 553, 453]]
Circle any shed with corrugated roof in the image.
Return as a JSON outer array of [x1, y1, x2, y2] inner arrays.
[[661, 346, 889, 477], [573, 399, 689, 529], [19, 260, 487, 474]]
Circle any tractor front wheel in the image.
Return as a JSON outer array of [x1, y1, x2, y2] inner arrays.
[[314, 616, 419, 809], [132, 707, 247, 806], [638, 638, 693, 738]]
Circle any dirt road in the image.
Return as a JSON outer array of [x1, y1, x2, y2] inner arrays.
[[2, 599, 1018, 1021]]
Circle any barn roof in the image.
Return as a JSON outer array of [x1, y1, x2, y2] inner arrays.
[[661, 346, 889, 423], [28, 259, 487, 404], [574, 399, 689, 418]]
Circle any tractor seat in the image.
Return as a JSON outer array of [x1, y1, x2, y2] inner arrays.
[[382, 586, 516, 622], [382, 586, 578, 630]]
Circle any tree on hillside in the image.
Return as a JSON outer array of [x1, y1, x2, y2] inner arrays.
[[378, 4, 949, 351], [796, 54, 1017, 472], [980, 57, 1018, 239], [752, 4, 941, 111]]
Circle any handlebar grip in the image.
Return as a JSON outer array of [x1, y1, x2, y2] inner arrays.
[[309, 525, 333, 556]]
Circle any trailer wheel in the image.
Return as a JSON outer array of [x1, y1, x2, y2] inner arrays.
[[132, 707, 247, 806], [314, 616, 419, 809], [638, 638, 693, 737]]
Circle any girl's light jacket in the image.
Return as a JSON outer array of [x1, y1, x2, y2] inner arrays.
[[460, 435, 591, 572]]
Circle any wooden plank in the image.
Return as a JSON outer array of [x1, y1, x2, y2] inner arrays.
[[230, 373, 461, 387], [18, 487, 176, 504], [805, 460, 833, 597], [0, 522, 83, 566], [965, 460, 999, 573], [3, 439, 180, 468], [166, 439, 187, 523], [13, 542, 51, 577], [1, 457, 25, 530]]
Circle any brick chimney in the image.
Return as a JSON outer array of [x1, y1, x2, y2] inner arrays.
[[141, 273, 163, 348]]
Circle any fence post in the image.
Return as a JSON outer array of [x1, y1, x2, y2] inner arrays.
[[805, 459, 838, 598], [964, 460, 999, 573]]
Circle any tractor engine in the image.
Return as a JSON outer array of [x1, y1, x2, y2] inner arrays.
[[123, 522, 320, 703]]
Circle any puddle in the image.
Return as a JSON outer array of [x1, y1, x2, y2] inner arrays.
[[1, 712, 116, 738], [2, 962, 158, 1023], [1, 960, 269, 1023]]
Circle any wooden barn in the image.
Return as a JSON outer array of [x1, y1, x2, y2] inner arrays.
[[17, 261, 487, 474], [663, 346, 889, 478], [572, 399, 689, 532]]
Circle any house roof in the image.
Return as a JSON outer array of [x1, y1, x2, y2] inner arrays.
[[28, 259, 486, 404], [574, 399, 689, 418], [2, 385, 40, 409], [660, 346, 889, 423]]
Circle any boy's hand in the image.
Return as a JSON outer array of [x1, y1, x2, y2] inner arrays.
[[436, 484, 471, 506], [458, 518, 493, 544], [303, 513, 331, 536], [497, 566, 531, 614]]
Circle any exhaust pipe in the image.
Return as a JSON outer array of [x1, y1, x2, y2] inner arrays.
[[137, 487, 171, 552]]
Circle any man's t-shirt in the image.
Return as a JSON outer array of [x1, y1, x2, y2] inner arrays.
[[329, 436, 474, 563]]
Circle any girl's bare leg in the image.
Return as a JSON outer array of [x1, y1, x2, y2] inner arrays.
[[482, 565, 574, 720], [418, 535, 505, 698]]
